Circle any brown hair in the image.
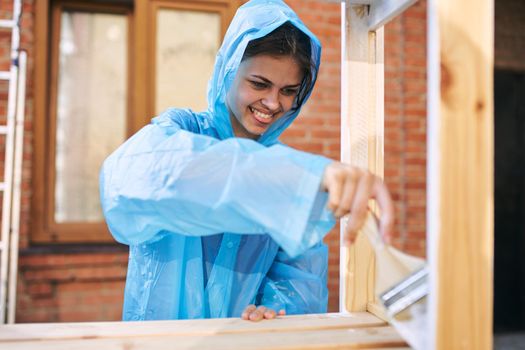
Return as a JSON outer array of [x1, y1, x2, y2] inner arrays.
[[242, 22, 315, 111]]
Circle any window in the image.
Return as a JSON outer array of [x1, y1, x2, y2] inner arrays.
[[155, 8, 221, 113], [33, 0, 240, 242]]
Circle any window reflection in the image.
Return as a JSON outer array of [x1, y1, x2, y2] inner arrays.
[[55, 11, 127, 222], [156, 9, 220, 113]]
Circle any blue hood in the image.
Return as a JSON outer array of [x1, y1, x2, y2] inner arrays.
[[206, 0, 322, 146]]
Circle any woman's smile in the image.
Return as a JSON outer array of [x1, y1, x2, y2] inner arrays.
[[249, 106, 276, 124]]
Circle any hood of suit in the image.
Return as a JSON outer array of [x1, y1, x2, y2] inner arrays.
[[206, 0, 322, 146]]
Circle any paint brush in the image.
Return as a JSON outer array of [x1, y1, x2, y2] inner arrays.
[[360, 213, 428, 349]]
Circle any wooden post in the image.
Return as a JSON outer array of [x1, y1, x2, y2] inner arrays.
[[427, 0, 494, 348], [339, 0, 424, 319], [340, 2, 384, 314]]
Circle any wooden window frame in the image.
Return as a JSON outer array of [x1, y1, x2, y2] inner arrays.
[[147, 1, 234, 118], [33, 0, 134, 243], [133, 0, 240, 130], [33, 0, 240, 243]]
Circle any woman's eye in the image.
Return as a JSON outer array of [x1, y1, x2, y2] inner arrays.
[[281, 88, 298, 96], [250, 81, 268, 89]]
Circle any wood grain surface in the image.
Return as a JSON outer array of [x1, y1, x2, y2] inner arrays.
[[341, 3, 384, 314], [427, 0, 494, 348], [0, 313, 408, 349]]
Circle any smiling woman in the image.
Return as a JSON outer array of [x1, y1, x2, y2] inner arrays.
[[99, 0, 394, 322]]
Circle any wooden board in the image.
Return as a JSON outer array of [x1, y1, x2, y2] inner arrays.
[[368, 0, 418, 30], [427, 0, 494, 348], [2, 327, 407, 350], [340, 3, 384, 314], [0, 313, 384, 342], [0, 313, 408, 349]]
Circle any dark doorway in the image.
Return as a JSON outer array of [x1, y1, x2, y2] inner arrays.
[[494, 69, 525, 333]]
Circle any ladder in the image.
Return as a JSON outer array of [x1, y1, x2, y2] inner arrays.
[[0, 0, 27, 324]]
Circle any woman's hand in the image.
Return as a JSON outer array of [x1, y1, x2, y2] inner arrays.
[[241, 304, 285, 322], [322, 162, 395, 245]]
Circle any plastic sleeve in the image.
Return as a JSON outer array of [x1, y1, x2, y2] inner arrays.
[[100, 122, 335, 257]]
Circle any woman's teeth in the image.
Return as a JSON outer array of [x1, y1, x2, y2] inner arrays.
[[252, 108, 272, 120]]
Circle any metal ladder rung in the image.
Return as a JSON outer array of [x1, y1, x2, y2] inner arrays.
[[0, 71, 10, 80], [0, 20, 15, 29]]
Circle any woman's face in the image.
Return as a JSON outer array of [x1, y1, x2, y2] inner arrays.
[[226, 54, 303, 140]]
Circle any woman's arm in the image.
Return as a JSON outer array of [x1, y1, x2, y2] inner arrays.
[[99, 114, 333, 257]]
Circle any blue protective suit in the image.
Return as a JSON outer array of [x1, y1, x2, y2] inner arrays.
[[100, 0, 337, 321]]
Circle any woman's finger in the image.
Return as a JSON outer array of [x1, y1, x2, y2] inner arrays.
[[242, 304, 257, 320], [372, 178, 395, 243], [344, 171, 375, 244], [324, 165, 343, 214], [263, 308, 277, 319], [249, 306, 267, 322], [335, 167, 360, 218]]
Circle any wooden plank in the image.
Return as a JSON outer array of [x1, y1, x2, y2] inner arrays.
[[2, 326, 406, 350], [32, 0, 50, 243], [0, 313, 386, 342], [367, 301, 388, 322], [427, 0, 494, 348], [133, 0, 150, 132], [368, 0, 418, 31], [340, 3, 384, 313]]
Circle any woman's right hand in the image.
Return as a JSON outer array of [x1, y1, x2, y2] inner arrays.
[[321, 162, 395, 245], [241, 305, 285, 322]]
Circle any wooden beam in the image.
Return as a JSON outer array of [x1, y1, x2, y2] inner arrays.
[[427, 0, 494, 348], [340, 2, 384, 314], [0, 314, 408, 349], [344, 0, 418, 30], [2, 325, 406, 350], [132, 0, 149, 132], [0, 313, 384, 342], [368, 0, 418, 31], [348, 0, 373, 4], [3, 326, 406, 350]]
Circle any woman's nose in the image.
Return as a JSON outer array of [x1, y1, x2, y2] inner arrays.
[[261, 89, 280, 111]]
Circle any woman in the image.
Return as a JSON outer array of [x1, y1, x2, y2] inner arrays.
[[100, 0, 394, 322]]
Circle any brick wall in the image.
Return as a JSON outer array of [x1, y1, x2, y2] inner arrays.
[[7, 0, 428, 322], [383, 0, 427, 257], [17, 251, 127, 322]]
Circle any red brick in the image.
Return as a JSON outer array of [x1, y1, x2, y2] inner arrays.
[[311, 129, 340, 139], [55, 253, 126, 266], [27, 282, 53, 297], [31, 298, 57, 308], [17, 309, 56, 323], [58, 310, 103, 322], [281, 128, 307, 139]]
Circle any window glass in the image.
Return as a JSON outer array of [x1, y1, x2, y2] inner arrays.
[[54, 11, 128, 222], [155, 9, 220, 113]]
